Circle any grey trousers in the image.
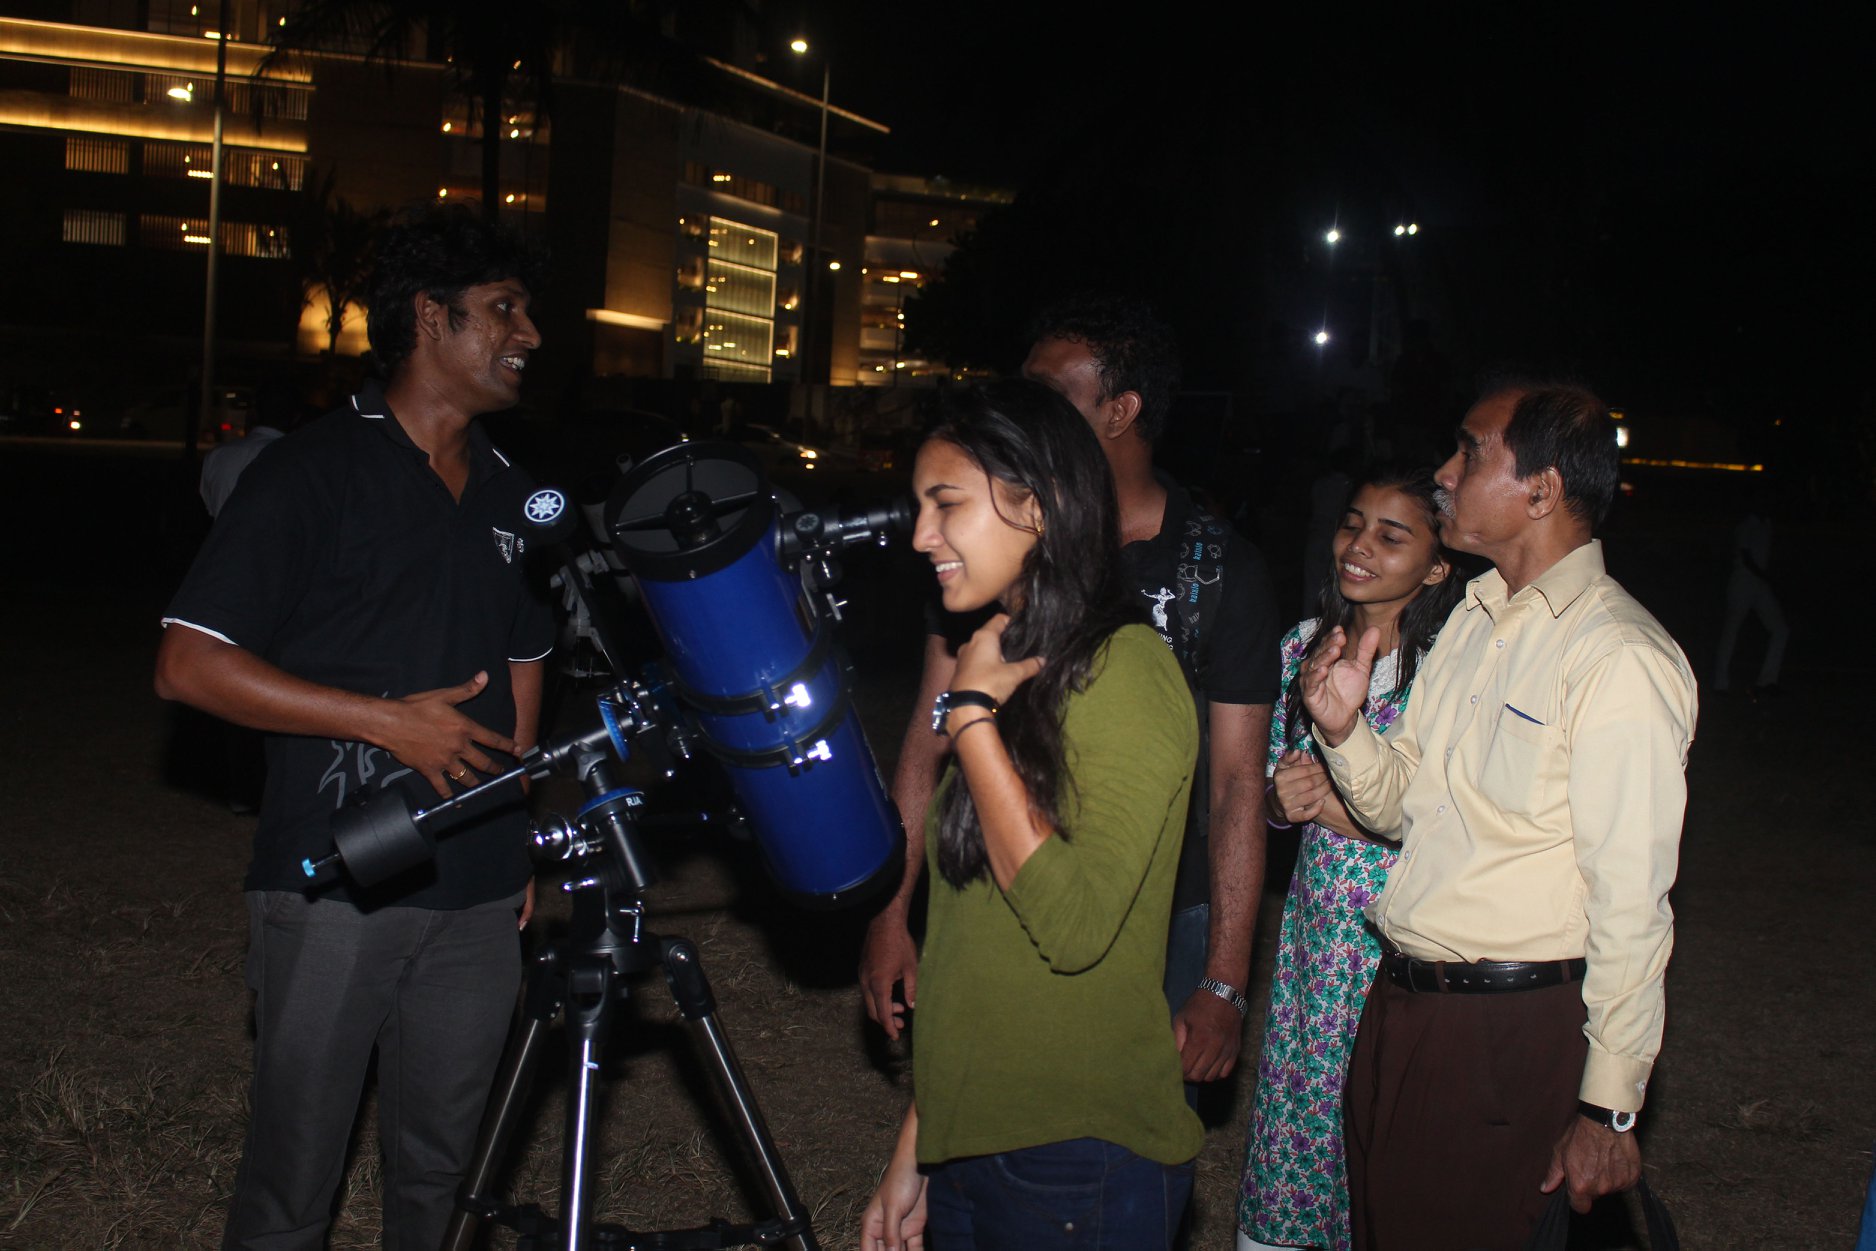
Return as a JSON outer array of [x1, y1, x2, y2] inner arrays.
[[223, 889, 524, 1251]]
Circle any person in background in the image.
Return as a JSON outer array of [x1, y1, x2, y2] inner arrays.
[[1237, 466, 1462, 1251], [1302, 374, 1697, 1248], [1712, 481, 1788, 698]]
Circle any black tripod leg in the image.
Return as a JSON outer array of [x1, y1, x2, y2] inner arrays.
[[661, 937, 820, 1251], [442, 949, 566, 1251]]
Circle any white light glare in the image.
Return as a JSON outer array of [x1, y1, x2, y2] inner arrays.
[[1324, 228, 1341, 244], [1314, 330, 1331, 347], [1394, 224, 1407, 236], [1615, 425, 1630, 449], [790, 38, 809, 53]]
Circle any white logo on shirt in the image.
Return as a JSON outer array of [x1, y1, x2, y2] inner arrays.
[[1147, 585, 1176, 633]]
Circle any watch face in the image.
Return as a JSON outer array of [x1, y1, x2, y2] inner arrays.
[[1612, 1110, 1637, 1132]]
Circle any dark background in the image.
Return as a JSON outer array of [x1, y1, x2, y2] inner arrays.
[[753, 4, 1872, 472]]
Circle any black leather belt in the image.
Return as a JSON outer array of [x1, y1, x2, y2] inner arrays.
[[1380, 950, 1587, 994]]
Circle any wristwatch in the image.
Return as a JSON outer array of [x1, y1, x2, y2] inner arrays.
[[931, 690, 999, 735], [1578, 1101, 1638, 1133], [1195, 976, 1249, 1019]]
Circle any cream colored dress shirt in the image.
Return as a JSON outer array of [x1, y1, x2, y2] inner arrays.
[[1320, 540, 1697, 1112]]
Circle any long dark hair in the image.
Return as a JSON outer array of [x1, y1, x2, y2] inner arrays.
[[928, 380, 1141, 887], [1284, 465, 1464, 750]]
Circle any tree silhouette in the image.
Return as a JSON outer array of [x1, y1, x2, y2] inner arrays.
[[288, 169, 386, 355]]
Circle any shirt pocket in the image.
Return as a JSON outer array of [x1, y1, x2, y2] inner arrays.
[[1476, 703, 1560, 818]]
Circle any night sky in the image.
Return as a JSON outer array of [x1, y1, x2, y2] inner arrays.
[[780, 5, 1872, 438]]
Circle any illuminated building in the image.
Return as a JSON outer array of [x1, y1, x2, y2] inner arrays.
[[0, 3, 888, 434], [859, 174, 1011, 386]]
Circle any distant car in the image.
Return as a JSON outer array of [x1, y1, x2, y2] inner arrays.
[[730, 423, 852, 474], [119, 386, 252, 442]]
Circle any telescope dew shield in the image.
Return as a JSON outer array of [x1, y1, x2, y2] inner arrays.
[[605, 443, 900, 905]]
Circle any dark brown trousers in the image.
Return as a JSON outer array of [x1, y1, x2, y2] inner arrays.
[[1343, 970, 1588, 1251]]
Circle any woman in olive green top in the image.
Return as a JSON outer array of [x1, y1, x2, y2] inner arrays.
[[862, 381, 1202, 1251]]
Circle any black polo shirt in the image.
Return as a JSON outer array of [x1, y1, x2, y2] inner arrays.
[[164, 382, 556, 907], [1120, 473, 1280, 910]]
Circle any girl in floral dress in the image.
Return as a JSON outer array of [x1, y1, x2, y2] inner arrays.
[[1237, 467, 1464, 1251]]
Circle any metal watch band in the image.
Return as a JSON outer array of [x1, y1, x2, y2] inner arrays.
[[931, 689, 999, 735], [1578, 1101, 1637, 1133], [1195, 976, 1249, 1018]]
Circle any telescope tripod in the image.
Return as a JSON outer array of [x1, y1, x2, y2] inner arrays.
[[440, 752, 818, 1251]]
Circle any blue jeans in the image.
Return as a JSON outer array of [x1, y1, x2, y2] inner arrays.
[[924, 1138, 1194, 1250], [1856, 1141, 1876, 1251]]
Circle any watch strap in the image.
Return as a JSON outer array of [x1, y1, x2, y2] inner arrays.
[[1195, 976, 1249, 1018], [932, 689, 999, 735], [1578, 1101, 1637, 1132]]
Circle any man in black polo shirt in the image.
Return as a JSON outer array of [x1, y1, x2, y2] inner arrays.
[[860, 296, 1280, 1092], [155, 204, 554, 1249]]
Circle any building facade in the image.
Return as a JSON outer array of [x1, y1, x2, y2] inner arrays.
[[0, 2, 884, 438]]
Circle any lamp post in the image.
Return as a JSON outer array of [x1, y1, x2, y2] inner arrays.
[[191, 0, 231, 458], [790, 37, 829, 387]]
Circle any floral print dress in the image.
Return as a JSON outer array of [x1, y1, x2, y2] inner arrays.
[[1238, 620, 1412, 1251]]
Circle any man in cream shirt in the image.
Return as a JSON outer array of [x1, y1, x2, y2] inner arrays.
[[1297, 373, 1697, 1250]]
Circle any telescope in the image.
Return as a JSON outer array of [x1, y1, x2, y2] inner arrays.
[[305, 440, 908, 904], [301, 439, 912, 1250]]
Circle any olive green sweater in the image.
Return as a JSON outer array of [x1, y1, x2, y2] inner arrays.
[[913, 624, 1204, 1166]]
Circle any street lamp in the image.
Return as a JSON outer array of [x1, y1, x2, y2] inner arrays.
[[1324, 227, 1341, 245], [790, 37, 830, 386], [1314, 329, 1331, 347], [173, 0, 231, 458]]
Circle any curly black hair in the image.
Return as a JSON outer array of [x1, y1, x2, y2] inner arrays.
[[365, 203, 547, 375], [1027, 294, 1182, 444]]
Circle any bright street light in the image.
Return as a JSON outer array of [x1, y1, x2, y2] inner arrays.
[[790, 36, 830, 383], [1314, 329, 1331, 347], [1324, 228, 1341, 245]]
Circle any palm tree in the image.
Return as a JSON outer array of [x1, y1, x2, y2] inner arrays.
[[288, 169, 386, 355], [263, 0, 666, 218]]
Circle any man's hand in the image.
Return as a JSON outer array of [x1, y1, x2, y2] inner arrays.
[[859, 908, 918, 1040], [379, 671, 520, 797], [1299, 625, 1381, 747], [1172, 990, 1242, 1082], [1540, 1117, 1641, 1213]]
